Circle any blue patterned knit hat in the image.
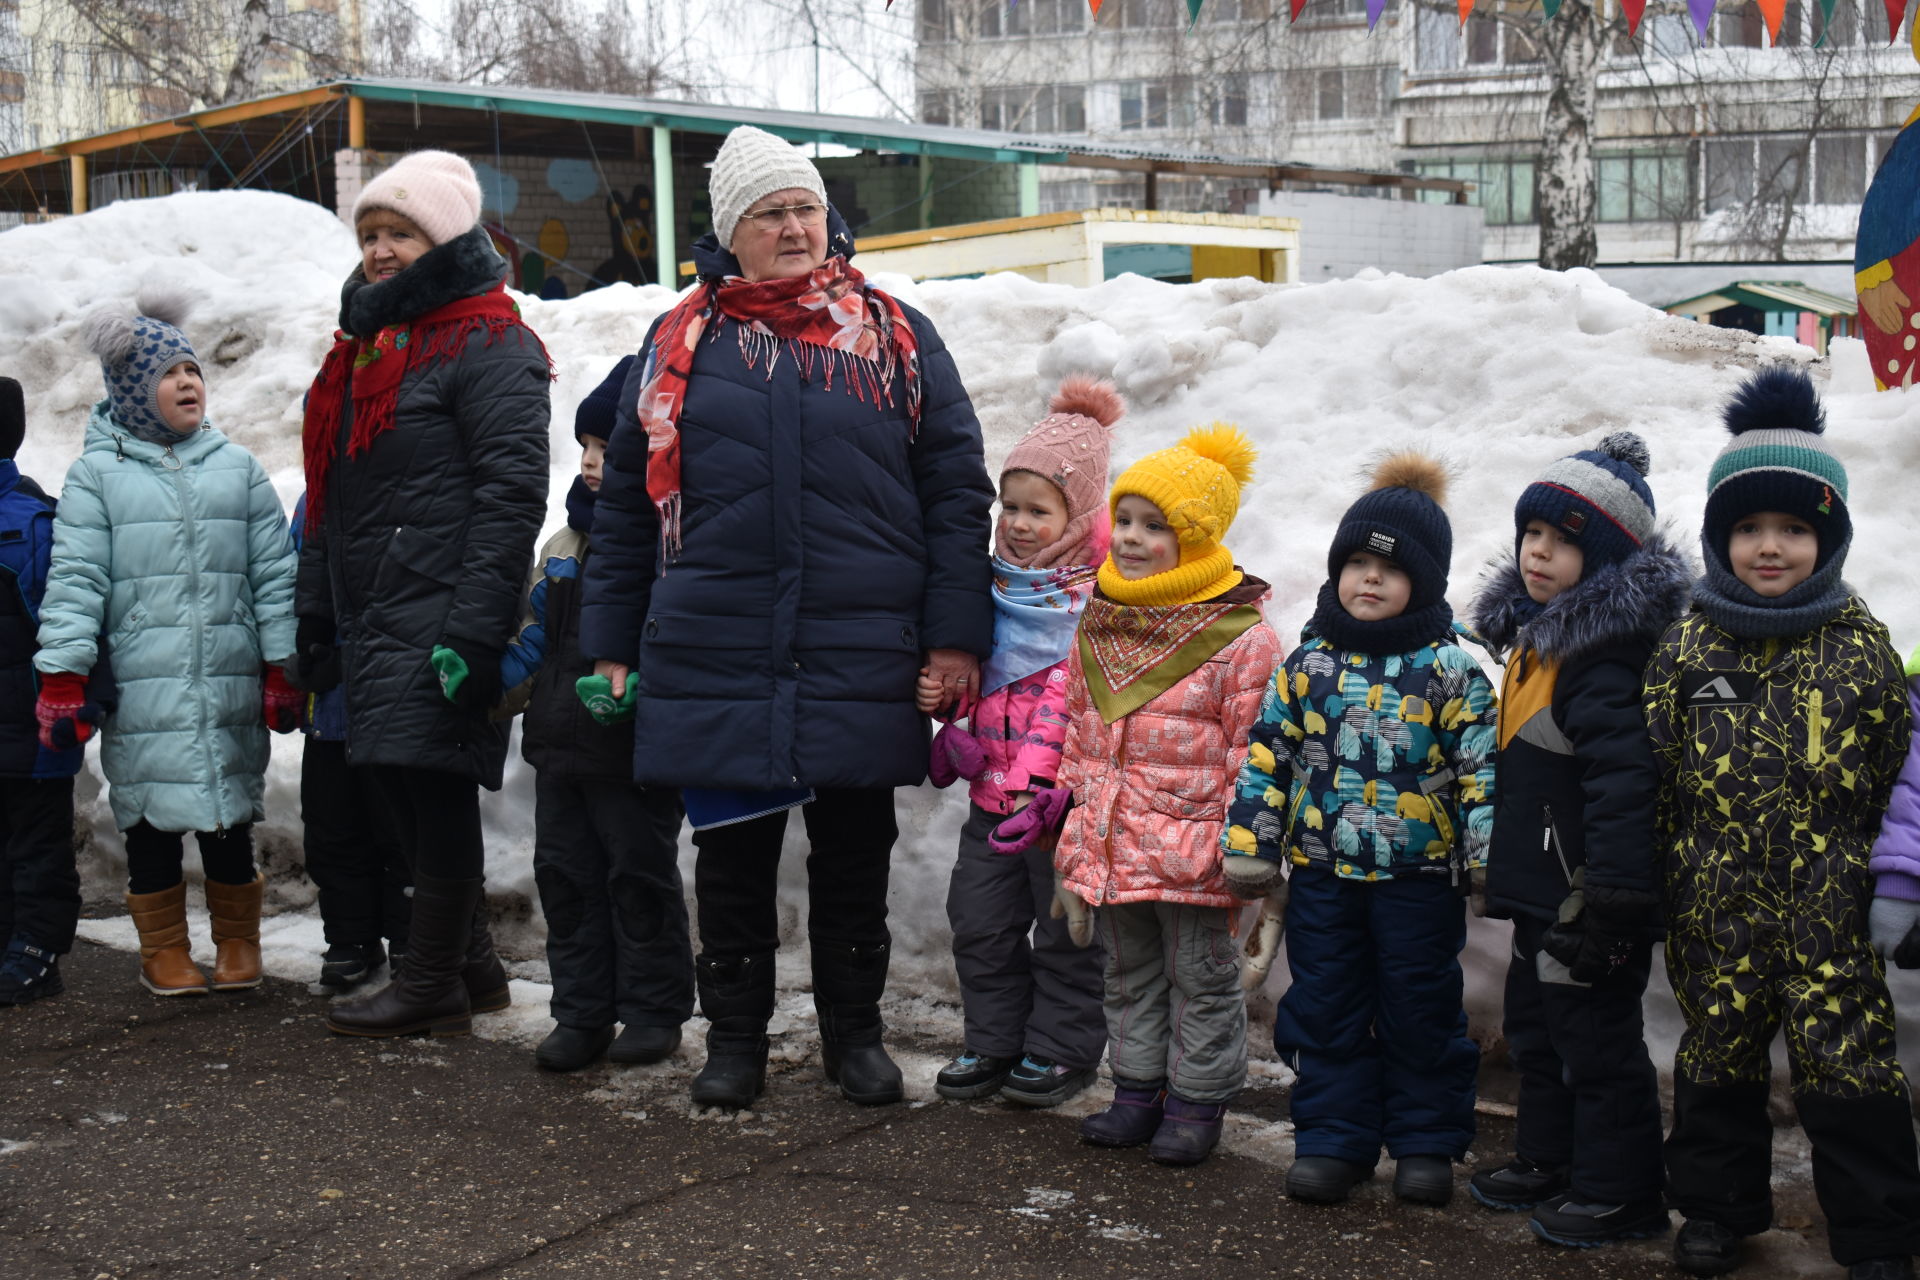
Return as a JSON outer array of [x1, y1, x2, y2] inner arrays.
[[81, 289, 200, 444], [1704, 365, 1849, 571], [1513, 431, 1656, 574]]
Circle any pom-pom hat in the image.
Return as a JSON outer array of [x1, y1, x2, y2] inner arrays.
[[999, 375, 1123, 569], [1704, 365, 1850, 569], [351, 150, 484, 247], [1101, 423, 1257, 606], [707, 125, 829, 253], [1327, 452, 1453, 613], [1514, 431, 1657, 574], [81, 288, 200, 445]]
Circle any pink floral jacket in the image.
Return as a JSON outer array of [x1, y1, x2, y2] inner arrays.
[[968, 660, 1072, 816], [1054, 619, 1283, 910]]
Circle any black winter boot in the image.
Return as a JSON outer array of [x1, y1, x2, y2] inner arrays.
[[327, 872, 478, 1038], [810, 938, 903, 1106], [689, 952, 774, 1109], [463, 898, 511, 1013]]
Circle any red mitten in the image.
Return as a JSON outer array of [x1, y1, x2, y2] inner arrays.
[[262, 665, 303, 734], [35, 672, 96, 751]]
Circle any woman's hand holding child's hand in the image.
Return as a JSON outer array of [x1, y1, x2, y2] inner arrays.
[[914, 669, 945, 715], [261, 665, 302, 733], [34, 672, 98, 751]]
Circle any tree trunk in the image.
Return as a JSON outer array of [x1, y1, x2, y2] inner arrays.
[[221, 0, 273, 104], [1536, 0, 1600, 271]]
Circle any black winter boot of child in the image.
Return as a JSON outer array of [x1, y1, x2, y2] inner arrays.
[[690, 952, 774, 1109], [811, 938, 903, 1106], [326, 873, 477, 1038]]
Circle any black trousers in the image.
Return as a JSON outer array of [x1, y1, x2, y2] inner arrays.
[[534, 774, 692, 1029], [1503, 916, 1664, 1203], [1668, 1076, 1920, 1264], [0, 776, 78, 952], [366, 766, 483, 881], [301, 738, 412, 950], [690, 788, 896, 960], [124, 820, 255, 895]]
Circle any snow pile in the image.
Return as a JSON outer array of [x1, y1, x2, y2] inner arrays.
[[8, 192, 1920, 1086]]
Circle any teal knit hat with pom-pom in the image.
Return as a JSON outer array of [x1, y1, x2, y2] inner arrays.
[[1704, 365, 1850, 570]]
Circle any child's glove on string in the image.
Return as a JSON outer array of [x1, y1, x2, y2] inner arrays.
[[430, 638, 503, 713], [34, 672, 100, 751], [1870, 897, 1920, 969], [1543, 870, 1658, 985], [575, 673, 636, 725], [261, 665, 302, 734], [927, 719, 986, 789], [1223, 854, 1279, 899], [988, 787, 1069, 855], [1468, 865, 1489, 919], [1240, 880, 1289, 991], [1050, 871, 1093, 948]]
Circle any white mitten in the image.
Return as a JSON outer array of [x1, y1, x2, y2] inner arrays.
[[1050, 871, 1093, 948], [1240, 880, 1290, 991]]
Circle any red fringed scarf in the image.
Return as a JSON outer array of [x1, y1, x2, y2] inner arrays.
[[636, 256, 922, 564], [302, 284, 547, 534]]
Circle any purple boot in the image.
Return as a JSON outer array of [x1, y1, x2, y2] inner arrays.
[[1148, 1094, 1227, 1166], [1079, 1083, 1166, 1147]]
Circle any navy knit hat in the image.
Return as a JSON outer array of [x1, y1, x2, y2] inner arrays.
[[575, 354, 634, 443], [80, 289, 200, 445], [1703, 366, 1850, 570], [1326, 452, 1453, 612], [1513, 432, 1656, 574], [0, 376, 21, 461]]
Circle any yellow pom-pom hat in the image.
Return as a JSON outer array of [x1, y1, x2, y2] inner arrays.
[[1099, 422, 1257, 606]]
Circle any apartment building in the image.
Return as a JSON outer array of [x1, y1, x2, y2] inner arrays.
[[913, 0, 1920, 262]]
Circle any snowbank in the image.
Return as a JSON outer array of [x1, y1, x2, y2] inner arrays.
[[11, 191, 1920, 1085]]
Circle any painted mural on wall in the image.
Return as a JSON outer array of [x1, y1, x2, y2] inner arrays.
[[467, 155, 657, 299], [1854, 18, 1920, 389]]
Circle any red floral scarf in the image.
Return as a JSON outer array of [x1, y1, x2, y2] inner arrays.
[[636, 256, 922, 563], [301, 284, 546, 534]]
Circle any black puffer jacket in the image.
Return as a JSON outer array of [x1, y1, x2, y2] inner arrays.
[[578, 218, 994, 791], [1468, 533, 1692, 922], [296, 229, 551, 788]]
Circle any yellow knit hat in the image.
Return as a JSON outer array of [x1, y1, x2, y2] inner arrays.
[[1100, 423, 1258, 606]]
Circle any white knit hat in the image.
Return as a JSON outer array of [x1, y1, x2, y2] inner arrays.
[[708, 125, 828, 252], [352, 150, 483, 247]]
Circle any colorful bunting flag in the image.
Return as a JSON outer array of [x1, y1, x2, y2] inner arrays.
[[1366, 0, 1388, 29], [1755, 0, 1786, 39], [1542, 0, 1562, 19], [1814, 0, 1835, 45], [1186, 0, 1205, 23], [1885, 0, 1909, 43], [1621, 0, 1646, 33], [1289, 0, 1307, 18], [1688, 0, 1716, 39], [1458, 0, 1476, 23]]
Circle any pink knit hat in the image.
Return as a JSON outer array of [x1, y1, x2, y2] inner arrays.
[[352, 150, 483, 247], [998, 376, 1123, 569]]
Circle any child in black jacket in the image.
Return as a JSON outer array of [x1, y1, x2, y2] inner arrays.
[[1466, 433, 1690, 1246]]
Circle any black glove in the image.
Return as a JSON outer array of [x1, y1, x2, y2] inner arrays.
[[1897, 917, 1920, 971], [1543, 881, 1658, 985], [433, 635, 504, 714], [288, 614, 342, 694]]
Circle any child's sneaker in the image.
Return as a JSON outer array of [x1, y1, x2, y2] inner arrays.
[[934, 1050, 1017, 1101], [1000, 1055, 1095, 1108], [0, 939, 62, 1005], [1529, 1194, 1669, 1247], [1673, 1218, 1744, 1276], [309, 942, 385, 996], [1468, 1155, 1570, 1211]]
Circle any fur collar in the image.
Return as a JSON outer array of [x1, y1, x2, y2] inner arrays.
[[337, 227, 507, 337], [1469, 530, 1693, 664]]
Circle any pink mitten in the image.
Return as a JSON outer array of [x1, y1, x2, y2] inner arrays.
[[988, 787, 1070, 855], [927, 720, 987, 789]]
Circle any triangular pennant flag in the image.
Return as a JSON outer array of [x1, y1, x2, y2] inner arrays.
[[1884, 0, 1908, 43], [1187, 0, 1205, 22], [1289, 0, 1307, 18], [1756, 0, 1786, 40], [1458, 0, 1475, 22], [1687, 0, 1714, 38], [1542, 0, 1562, 19], [1813, 0, 1835, 45], [1621, 0, 1646, 32], [1366, 0, 1388, 28]]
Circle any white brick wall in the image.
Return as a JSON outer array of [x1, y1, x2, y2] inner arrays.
[[1257, 190, 1484, 281]]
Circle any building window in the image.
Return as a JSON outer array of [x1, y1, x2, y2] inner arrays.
[[977, 0, 1085, 37], [982, 85, 1087, 134], [919, 90, 951, 127], [1120, 79, 1196, 131], [1713, 6, 1767, 47], [1813, 0, 1860, 43], [1205, 0, 1273, 19], [1703, 138, 1757, 214], [1413, 157, 1537, 225], [1814, 134, 1867, 204], [1417, 2, 1541, 69], [1104, 0, 1180, 28], [1208, 73, 1249, 127], [1596, 151, 1690, 222], [919, 0, 948, 43]]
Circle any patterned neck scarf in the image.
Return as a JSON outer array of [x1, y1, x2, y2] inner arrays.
[[635, 255, 922, 565], [981, 556, 1099, 697], [1076, 579, 1266, 723], [301, 284, 543, 534]]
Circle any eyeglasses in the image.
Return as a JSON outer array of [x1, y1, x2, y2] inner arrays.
[[741, 202, 826, 231]]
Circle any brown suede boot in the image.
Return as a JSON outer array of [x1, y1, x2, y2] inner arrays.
[[205, 874, 264, 991], [126, 883, 209, 996]]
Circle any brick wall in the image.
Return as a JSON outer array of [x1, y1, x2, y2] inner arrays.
[[1257, 189, 1484, 281]]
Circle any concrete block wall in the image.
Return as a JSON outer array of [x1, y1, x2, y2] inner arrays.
[[1257, 189, 1484, 281]]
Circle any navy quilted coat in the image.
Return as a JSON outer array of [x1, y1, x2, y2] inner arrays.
[[578, 225, 994, 790]]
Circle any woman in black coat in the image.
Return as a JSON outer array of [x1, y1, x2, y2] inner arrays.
[[295, 150, 551, 1038], [580, 125, 994, 1109]]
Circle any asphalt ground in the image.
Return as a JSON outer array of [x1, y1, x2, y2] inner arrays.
[[2, 940, 1830, 1279]]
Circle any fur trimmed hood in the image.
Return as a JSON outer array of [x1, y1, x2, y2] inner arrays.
[[338, 226, 507, 337], [1469, 529, 1693, 664]]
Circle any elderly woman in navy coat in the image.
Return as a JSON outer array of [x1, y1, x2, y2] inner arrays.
[[581, 126, 994, 1109]]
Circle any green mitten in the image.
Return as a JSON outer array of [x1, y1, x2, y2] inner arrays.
[[429, 645, 468, 703], [575, 674, 636, 725]]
